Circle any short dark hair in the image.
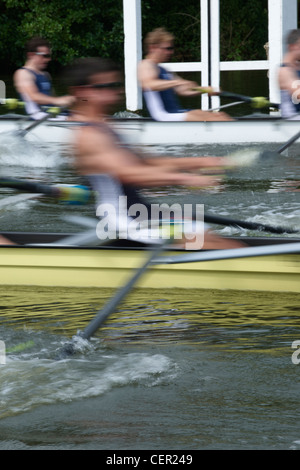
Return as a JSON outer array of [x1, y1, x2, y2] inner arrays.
[[64, 57, 120, 87], [286, 29, 300, 46], [25, 37, 51, 53]]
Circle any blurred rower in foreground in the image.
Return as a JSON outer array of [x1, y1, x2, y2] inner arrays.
[[138, 28, 232, 122], [65, 57, 243, 249], [13, 37, 74, 120]]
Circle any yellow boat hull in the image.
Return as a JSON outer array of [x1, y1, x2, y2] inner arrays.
[[1, 244, 299, 293]]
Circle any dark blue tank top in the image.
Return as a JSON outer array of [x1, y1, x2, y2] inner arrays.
[[21, 67, 52, 95], [157, 66, 182, 113]]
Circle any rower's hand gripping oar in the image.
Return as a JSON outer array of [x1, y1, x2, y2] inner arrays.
[[57, 240, 168, 359]]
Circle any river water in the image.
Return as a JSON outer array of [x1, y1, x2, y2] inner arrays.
[[0, 122, 299, 451]]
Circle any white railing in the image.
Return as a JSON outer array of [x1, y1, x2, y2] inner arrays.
[[123, 0, 297, 112]]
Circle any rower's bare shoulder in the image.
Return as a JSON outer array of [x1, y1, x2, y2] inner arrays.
[[138, 59, 158, 79], [76, 124, 115, 154], [13, 68, 33, 87]]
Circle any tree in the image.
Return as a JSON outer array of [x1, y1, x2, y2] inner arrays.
[[0, 0, 269, 72], [0, 0, 124, 71]]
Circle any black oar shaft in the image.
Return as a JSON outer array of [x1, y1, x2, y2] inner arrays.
[[82, 245, 163, 340], [18, 113, 52, 136], [0, 177, 91, 204], [16, 106, 65, 137], [58, 242, 166, 359], [219, 91, 252, 103], [0, 177, 58, 196], [276, 130, 300, 154], [219, 91, 279, 109], [204, 214, 298, 235]]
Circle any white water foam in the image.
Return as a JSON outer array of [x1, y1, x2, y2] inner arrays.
[[0, 133, 63, 168], [0, 352, 177, 418]]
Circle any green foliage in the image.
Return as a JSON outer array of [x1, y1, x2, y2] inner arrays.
[[219, 0, 268, 61], [142, 0, 200, 61], [0, 0, 124, 70], [0, 0, 270, 72]]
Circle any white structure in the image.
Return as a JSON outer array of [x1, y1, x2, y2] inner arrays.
[[123, 0, 298, 112]]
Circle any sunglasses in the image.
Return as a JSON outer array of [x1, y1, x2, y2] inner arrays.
[[90, 82, 123, 89], [35, 52, 51, 58]]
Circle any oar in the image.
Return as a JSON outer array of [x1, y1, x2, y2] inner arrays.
[[58, 238, 300, 359], [1, 98, 25, 110], [256, 128, 300, 160], [15, 106, 64, 137], [275, 130, 300, 154], [195, 88, 279, 109], [153, 240, 300, 265], [57, 241, 167, 359], [0, 177, 92, 205], [203, 213, 299, 235], [219, 91, 279, 109]]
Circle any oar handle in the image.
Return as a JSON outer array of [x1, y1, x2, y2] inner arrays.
[[1, 99, 25, 110]]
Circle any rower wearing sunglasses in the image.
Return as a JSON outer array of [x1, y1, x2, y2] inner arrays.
[[65, 57, 243, 249], [138, 28, 232, 122], [13, 37, 74, 120]]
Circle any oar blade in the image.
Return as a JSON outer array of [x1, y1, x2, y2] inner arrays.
[[225, 147, 279, 170]]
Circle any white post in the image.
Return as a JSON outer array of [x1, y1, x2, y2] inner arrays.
[[209, 0, 220, 109], [268, 0, 298, 105], [123, 0, 142, 111], [201, 0, 209, 110], [201, 0, 220, 110]]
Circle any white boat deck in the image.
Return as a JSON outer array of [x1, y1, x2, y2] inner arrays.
[[1, 115, 300, 146]]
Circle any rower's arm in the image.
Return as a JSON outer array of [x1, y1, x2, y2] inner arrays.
[[137, 60, 185, 91], [144, 156, 229, 170], [75, 127, 219, 188]]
